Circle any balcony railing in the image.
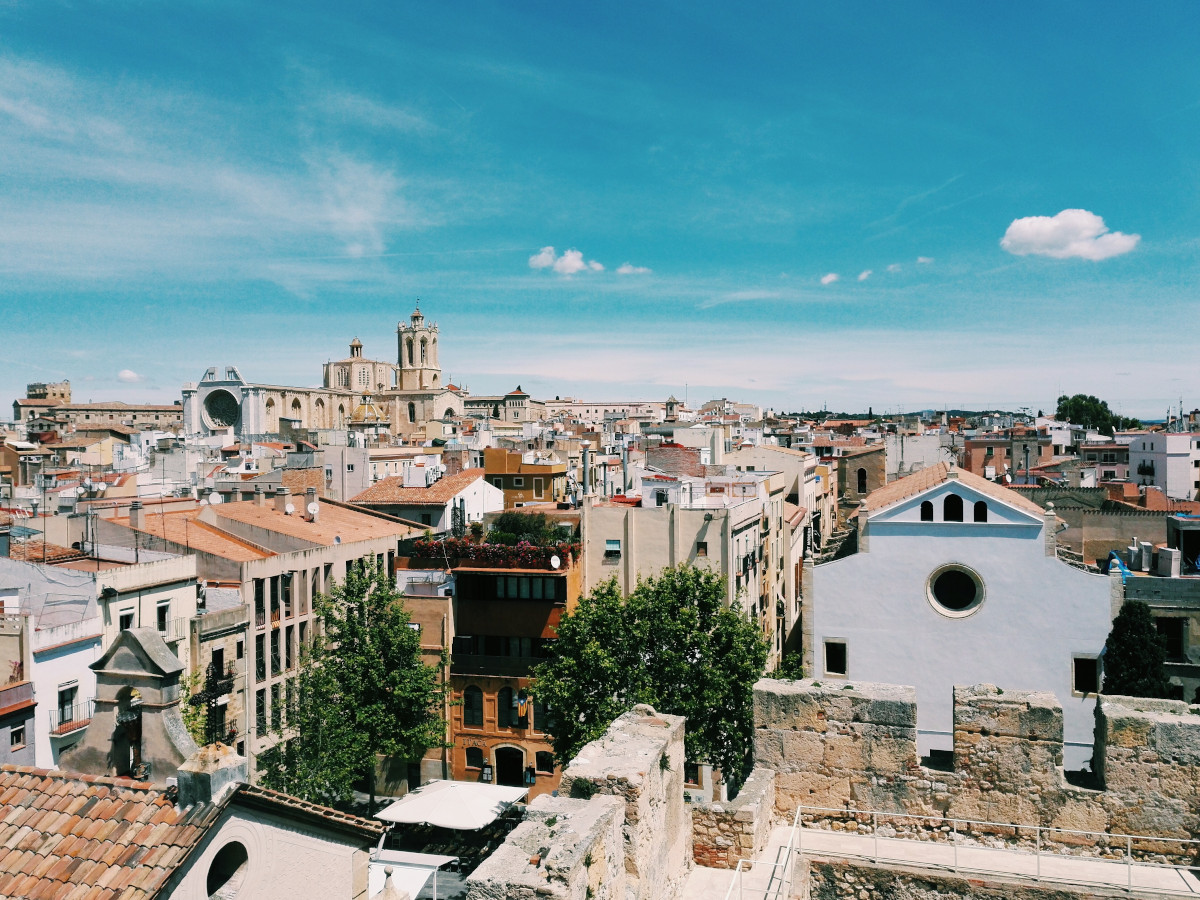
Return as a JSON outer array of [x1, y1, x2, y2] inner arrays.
[[49, 699, 94, 735], [157, 616, 188, 642], [450, 654, 542, 678]]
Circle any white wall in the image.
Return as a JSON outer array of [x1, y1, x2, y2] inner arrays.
[[813, 486, 1112, 769], [168, 804, 369, 900], [30, 623, 102, 768]]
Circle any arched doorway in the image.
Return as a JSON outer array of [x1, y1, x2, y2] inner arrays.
[[856, 468, 867, 494], [494, 746, 524, 787]]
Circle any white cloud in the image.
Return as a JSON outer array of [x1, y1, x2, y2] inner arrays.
[[886, 263, 902, 273], [529, 246, 605, 275], [117, 369, 144, 383], [555, 249, 588, 274], [857, 270, 872, 281], [617, 263, 652, 275], [917, 256, 934, 264], [820, 273, 839, 285], [1000, 209, 1140, 260]]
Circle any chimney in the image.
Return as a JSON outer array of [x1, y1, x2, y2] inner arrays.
[[305, 487, 319, 522], [253, 485, 266, 507], [176, 744, 247, 808], [129, 500, 145, 529], [274, 487, 292, 514]]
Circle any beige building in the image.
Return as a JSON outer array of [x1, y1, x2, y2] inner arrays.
[[581, 465, 804, 665], [183, 305, 465, 442], [94, 488, 424, 777]]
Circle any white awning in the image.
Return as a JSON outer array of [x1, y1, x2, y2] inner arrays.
[[375, 780, 528, 830]]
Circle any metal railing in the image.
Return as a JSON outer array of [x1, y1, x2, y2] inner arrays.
[[725, 804, 1200, 898], [49, 699, 94, 735]]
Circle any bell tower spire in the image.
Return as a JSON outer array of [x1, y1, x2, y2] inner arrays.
[[396, 299, 441, 391]]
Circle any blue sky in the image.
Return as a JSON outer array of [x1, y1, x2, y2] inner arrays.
[[1, 1, 1197, 418]]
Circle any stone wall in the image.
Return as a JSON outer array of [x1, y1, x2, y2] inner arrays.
[[558, 704, 692, 900], [805, 858, 1147, 900], [755, 678, 1200, 858], [466, 794, 626, 900], [691, 766, 775, 869]]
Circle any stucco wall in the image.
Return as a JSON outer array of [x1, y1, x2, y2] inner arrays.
[[812, 493, 1113, 767], [167, 804, 372, 900]]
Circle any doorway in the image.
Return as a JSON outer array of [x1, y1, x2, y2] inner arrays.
[[495, 746, 524, 787]]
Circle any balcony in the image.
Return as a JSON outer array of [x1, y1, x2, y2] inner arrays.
[[0, 680, 34, 714], [1137, 462, 1156, 477], [157, 616, 188, 643], [49, 699, 94, 736], [451, 654, 542, 678]]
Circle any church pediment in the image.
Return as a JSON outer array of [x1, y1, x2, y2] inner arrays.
[[870, 478, 1042, 526]]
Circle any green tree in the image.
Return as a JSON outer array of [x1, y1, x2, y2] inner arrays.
[[487, 511, 570, 546], [532, 566, 768, 791], [1055, 394, 1141, 436], [1102, 600, 1172, 698], [257, 558, 449, 813]]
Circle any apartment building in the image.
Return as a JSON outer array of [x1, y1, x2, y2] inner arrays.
[[1127, 431, 1200, 500]]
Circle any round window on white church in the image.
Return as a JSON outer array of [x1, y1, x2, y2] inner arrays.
[[927, 564, 985, 618]]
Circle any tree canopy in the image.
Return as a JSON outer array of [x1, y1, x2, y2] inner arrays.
[[1055, 394, 1141, 436], [532, 566, 768, 790], [1102, 599, 1172, 699], [487, 510, 572, 546], [257, 558, 449, 812]]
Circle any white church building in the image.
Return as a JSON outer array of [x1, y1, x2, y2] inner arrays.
[[810, 461, 1115, 770]]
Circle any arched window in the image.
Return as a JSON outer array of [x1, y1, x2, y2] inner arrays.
[[407, 402, 416, 423], [857, 468, 867, 494], [465, 746, 485, 769], [943, 493, 964, 522], [336, 404, 345, 427], [444, 408, 455, 419], [420, 338, 427, 364], [463, 686, 483, 727], [973, 500, 988, 522], [497, 687, 514, 728], [207, 841, 249, 897], [406, 338, 414, 366], [290, 398, 302, 419], [264, 398, 276, 430], [920, 500, 933, 521], [314, 398, 325, 429]]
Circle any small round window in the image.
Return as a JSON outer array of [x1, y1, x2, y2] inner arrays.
[[927, 564, 985, 617]]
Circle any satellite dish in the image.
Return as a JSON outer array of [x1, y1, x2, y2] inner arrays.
[[550, 555, 561, 570], [284, 503, 295, 515], [95, 483, 106, 493], [199, 498, 209, 506], [208, 492, 222, 505], [307, 502, 319, 516]]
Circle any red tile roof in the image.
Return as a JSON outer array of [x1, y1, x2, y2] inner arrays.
[[0, 766, 218, 900], [350, 468, 486, 506]]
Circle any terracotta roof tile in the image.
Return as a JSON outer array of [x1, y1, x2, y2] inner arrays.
[[350, 468, 486, 506], [0, 767, 213, 900]]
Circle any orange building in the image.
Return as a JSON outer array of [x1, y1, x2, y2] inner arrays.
[[401, 537, 581, 799], [483, 447, 569, 508]]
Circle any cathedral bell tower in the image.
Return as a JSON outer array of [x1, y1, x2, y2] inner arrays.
[[396, 302, 441, 391]]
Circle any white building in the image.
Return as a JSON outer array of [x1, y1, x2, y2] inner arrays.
[[810, 462, 1114, 769], [1127, 431, 1200, 500], [349, 467, 503, 531]]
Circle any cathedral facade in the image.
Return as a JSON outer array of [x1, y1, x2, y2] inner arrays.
[[183, 305, 466, 441]]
